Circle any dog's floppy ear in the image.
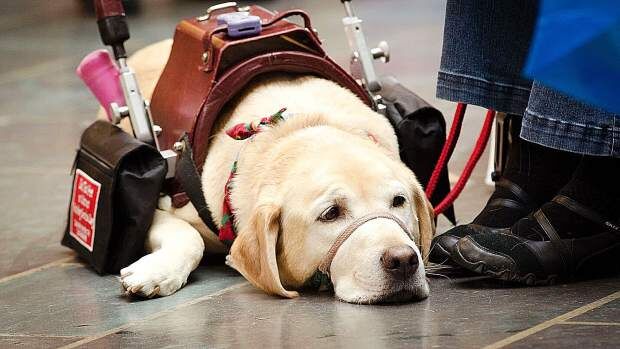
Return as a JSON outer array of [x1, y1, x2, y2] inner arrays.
[[412, 187, 436, 264], [229, 204, 299, 298]]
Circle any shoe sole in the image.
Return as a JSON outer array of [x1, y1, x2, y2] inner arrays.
[[452, 243, 558, 286]]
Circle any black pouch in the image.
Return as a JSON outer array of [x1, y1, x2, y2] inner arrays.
[[62, 120, 166, 274], [378, 76, 456, 224]]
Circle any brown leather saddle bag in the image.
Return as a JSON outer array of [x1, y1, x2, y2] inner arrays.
[[149, 4, 372, 208]]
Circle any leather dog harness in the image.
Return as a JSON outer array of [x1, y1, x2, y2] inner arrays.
[[149, 5, 373, 210]]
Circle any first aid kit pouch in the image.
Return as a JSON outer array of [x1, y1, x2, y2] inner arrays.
[[62, 120, 166, 274]]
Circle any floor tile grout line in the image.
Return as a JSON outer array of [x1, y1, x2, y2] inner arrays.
[[561, 321, 620, 326], [0, 257, 76, 285], [57, 281, 249, 349], [483, 290, 620, 349]]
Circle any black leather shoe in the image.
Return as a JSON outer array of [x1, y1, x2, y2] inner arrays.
[[451, 195, 620, 285], [429, 179, 536, 263]]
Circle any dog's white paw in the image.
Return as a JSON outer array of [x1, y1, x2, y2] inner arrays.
[[120, 252, 190, 298], [225, 254, 236, 269]]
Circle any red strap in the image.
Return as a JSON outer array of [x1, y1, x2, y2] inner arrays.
[[426, 104, 496, 216], [425, 102, 467, 198], [434, 109, 495, 215]]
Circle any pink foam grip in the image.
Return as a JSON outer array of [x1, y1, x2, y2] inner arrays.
[[76, 49, 125, 121]]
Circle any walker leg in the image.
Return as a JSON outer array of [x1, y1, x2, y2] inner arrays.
[[485, 121, 496, 186], [486, 112, 512, 186]]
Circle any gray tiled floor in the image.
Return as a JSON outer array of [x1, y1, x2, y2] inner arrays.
[[0, 1, 618, 348], [78, 278, 620, 348], [507, 324, 620, 349], [1, 264, 243, 337]]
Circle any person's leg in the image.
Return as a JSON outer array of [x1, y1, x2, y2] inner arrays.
[[431, 116, 580, 261], [430, 0, 583, 262], [436, 0, 538, 114], [474, 119, 579, 226], [452, 84, 620, 284]]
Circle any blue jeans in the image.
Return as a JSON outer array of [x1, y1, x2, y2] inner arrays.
[[436, 0, 620, 158]]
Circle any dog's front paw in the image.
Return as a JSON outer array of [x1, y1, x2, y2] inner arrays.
[[120, 252, 190, 298]]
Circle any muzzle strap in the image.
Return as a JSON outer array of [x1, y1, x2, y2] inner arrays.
[[317, 212, 412, 275]]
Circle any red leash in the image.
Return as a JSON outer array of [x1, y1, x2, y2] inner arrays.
[[425, 103, 466, 198], [426, 103, 496, 216]]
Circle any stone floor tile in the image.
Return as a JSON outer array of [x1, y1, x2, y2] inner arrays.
[[0, 263, 244, 337], [81, 274, 620, 348], [506, 323, 620, 349], [572, 299, 620, 324]]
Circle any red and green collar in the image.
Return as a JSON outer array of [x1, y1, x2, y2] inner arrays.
[[219, 108, 287, 242]]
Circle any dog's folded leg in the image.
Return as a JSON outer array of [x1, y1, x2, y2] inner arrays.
[[120, 209, 204, 297]]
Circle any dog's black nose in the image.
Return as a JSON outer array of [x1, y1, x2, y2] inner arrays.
[[380, 245, 419, 280]]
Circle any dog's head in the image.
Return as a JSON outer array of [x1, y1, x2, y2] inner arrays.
[[227, 116, 434, 303]]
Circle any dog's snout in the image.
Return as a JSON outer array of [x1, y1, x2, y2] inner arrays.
[[380, 245, 419, 279]]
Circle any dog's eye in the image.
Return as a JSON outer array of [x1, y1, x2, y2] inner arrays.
[[392, 195, 407, 207], [319, 205, 341, 222]]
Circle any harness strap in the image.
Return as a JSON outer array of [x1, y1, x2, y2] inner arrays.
[[317, 212, 412, 276], [175, 134, 219, 236]]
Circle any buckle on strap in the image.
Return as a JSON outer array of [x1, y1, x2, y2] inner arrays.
[[317, 212, 412, 276]]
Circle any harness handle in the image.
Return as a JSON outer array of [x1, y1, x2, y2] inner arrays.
[[205, 9, 319, 71], [261, 9, 315, 34]]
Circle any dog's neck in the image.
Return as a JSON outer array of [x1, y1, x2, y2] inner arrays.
[[227, 112, 382, 236], [227, 112, 331, 202], [218, 108, 290, 241]]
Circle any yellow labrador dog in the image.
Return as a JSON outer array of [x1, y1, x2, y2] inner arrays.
[[113, 40, 435, 304]]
